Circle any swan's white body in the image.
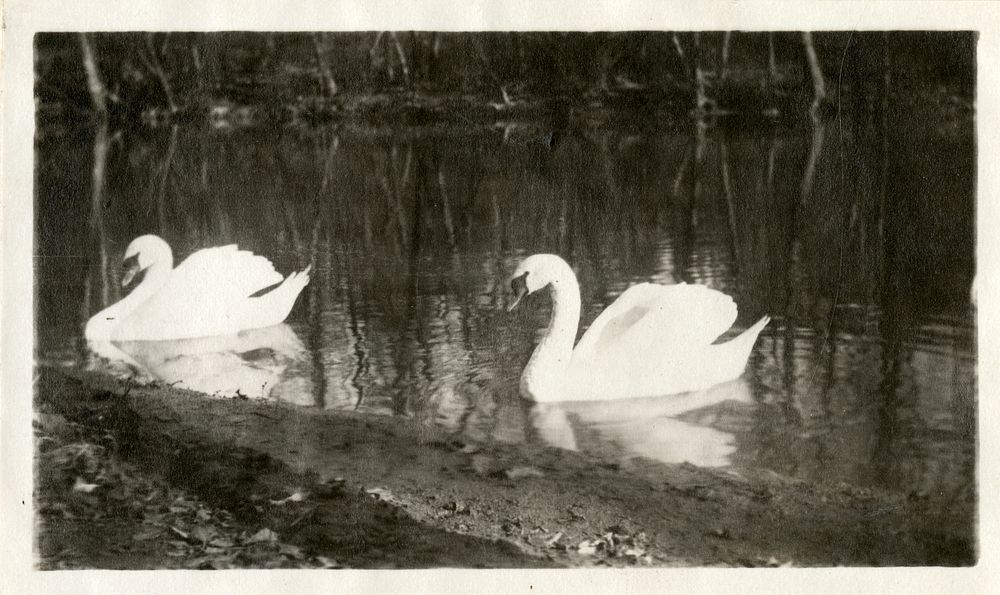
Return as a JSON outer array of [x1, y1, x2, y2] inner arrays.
[[85, 235, 311, 341], [510, 254, 770, 403]]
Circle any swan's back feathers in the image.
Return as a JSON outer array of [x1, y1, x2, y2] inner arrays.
[[574, 282, 737, 362], [170, 245, 284, 300], [112, 244, 302, 340]]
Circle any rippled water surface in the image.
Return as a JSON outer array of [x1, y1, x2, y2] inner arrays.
[[36, 105, 976, 500]]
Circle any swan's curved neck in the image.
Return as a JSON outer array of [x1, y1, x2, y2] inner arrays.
[[126, 259, 173, 305], [85, 253, 174, 340], [532, 268, 581, 369]]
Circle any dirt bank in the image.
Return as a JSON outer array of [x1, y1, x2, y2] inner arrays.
[[34, 367, 975, 568]]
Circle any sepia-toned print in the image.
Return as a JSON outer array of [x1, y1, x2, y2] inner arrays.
[[32, 31, 975, 569]]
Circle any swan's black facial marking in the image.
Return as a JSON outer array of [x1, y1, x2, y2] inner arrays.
[[508, 272, 529, 312], [120, 253, 142, 287], [510, 272, 528, 293]]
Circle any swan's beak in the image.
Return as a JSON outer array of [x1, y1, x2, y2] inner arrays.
[[507, 273, 529, 312], [121, 255, 141, 287]]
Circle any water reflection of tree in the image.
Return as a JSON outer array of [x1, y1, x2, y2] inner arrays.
[[82, 121, 112, 363]]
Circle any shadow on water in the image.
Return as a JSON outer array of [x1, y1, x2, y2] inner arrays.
[[36, 74, 975, 504]]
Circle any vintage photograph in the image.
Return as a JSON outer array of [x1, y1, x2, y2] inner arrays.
[[31, 30, 976, 569]]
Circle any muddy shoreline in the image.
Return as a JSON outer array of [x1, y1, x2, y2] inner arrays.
[[34, 366, 975, 568]]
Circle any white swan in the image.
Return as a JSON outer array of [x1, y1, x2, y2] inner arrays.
[[508, 254, 770, 402], [85, 235, 311, 341]]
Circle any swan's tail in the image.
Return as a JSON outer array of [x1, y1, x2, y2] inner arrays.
[[283, 265, 312, 305], [293, 265, 313, 289], [715, 314, 771, 381], [739, 315, 771, 354], [738, 314, 770, 352], [745, 315, 771, 340], [250, 265, 312, 328]]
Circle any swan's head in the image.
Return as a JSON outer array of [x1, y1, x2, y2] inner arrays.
[[507, 254, 574, 311], [121, 234, 172, 286]]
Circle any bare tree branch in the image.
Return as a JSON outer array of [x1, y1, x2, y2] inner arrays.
[[801, 32, 827, 117], [140, 33, 178, 112], [78, 33, 109, 115], [388, 32, 411, 86], [312, 32, 339, 97], [720, 31, 733, 81], [768, 33, 778, 81], [693, 33, 711, 112]]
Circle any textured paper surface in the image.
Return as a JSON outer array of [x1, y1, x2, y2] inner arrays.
[[3, 1, 998, 593]]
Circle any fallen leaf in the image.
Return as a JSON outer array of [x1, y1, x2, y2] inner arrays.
[[169, 526, 189, 540], [505, 466, 545, 480], [208, 537, 235, 548], [189, 525, 214, 545], [72, 477, 99, 493], [132, 527, 161, 541], [706, 527, 732, 540], [185, 555, 232, 570], [167, 540, 190, 552], [315, 556, 342, 569], [270, 490, 307, 506], [245, 528, 279, 545], [365, 487, 403, 506], [279, 544, 305, 559]]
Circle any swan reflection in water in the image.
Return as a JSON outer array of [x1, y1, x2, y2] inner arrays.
[[86, 323, 309, 403], [529, 377, 752, 468]]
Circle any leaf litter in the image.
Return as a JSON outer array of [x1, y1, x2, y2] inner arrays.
[[35, 406, 347, 570]]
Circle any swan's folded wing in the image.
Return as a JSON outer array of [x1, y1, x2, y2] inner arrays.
[[573, 283, 737, 362], [116, 245, 292, 340], [163, 245, 285, 301], [133, 246, 286, 328]]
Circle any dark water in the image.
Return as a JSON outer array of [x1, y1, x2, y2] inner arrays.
[[35, 102, 976, 501]]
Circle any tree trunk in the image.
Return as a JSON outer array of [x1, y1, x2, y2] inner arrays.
[[89, 121, 111, 310]]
